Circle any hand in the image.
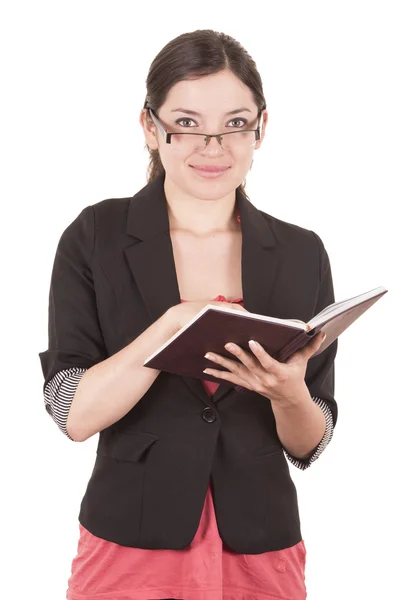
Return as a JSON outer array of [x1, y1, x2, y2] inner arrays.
[[203, 331, 327, 405], [168, 300, 249, 332]]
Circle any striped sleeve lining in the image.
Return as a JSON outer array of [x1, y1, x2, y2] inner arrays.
[[44, 370, 335, 466], [283, 396, 334, 470], [44, 367, 87, 440]]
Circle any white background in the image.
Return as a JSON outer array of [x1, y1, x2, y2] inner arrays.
[[1, 1, 395, 599]]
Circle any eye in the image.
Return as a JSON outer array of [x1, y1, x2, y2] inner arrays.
[[175, 117, 248, 128], [175, 118, 196, 127], [228, 118, 247, 128]]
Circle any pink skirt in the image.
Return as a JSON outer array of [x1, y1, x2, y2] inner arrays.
[[67, 483, 306, 600]]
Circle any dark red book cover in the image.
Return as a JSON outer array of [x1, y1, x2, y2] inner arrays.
[[144, 286, 387, 382]]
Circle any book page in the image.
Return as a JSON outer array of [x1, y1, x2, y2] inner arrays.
[[308, 286, 387, 329]]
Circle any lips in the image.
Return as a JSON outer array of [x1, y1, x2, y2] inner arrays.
[[190, 165, 230, 172]]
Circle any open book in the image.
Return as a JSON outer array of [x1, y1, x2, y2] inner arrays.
[[143, 286, 387, 382]]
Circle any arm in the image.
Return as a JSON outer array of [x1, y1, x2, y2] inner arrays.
[[271, 387, 332, 461], [284, 397, 334, 470], [270, 232, 338, 467], [39, 205, 179, 443], [66, 308, 177, 441]]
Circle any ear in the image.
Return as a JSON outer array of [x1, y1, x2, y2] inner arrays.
[[139, 109, 159, 150]]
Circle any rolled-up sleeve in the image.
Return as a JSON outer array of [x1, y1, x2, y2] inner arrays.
[[284, 231, 338, 470], [304, 231, 338, 426], [38, 205, 108, 417], [44, 367, 87, 440], [284, 397, 334, 470]]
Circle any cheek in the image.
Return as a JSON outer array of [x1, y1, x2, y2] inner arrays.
[[155, 147, 179, 175], [160, 154, 189, 182]]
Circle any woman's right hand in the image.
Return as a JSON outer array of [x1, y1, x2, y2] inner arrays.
[[167, 300, 249, 332]]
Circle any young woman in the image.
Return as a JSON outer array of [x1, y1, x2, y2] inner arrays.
[[39, 29, 336, 600]]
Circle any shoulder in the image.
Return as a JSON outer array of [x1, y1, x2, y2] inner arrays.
[[257, 207, 325, 254], [54, 198, 132, 266], [251, 206, 330, 282], [90, 196, 132, 224], [70, 197, 133, 243]]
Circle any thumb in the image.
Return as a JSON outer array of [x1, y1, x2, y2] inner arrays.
[[305, 331, 326, 359], [287, 331, 326, 365]]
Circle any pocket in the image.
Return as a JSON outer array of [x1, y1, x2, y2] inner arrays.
[[96, 430, 160, 462], [252, 446, 283, 458]]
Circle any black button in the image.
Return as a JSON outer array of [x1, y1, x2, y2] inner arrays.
[[202, 407, 216, 423]]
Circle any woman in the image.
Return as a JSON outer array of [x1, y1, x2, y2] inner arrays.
[[39, 29, 336, 600]]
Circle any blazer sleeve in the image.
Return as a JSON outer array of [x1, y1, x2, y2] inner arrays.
[[38, 205, 108, 391], [304, 231, 338, 427]]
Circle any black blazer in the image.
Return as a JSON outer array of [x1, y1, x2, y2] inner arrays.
[[39, 172, 337, 554]]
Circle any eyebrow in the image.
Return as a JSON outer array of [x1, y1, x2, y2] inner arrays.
[[170, 107, 252, 116]]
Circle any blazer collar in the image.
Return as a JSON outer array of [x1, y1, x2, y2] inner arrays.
[[123, 172, 277, 406]]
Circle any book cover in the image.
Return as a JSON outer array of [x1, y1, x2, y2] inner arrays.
[[144, 286, 387, 382]]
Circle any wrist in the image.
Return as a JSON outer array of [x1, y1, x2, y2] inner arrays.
[[269, 382, 311, 409]]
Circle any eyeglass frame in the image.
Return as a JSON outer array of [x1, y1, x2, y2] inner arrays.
[[146, 106, 263, 148]]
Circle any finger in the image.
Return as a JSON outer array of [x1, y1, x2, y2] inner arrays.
[[205, 350, 243, 372], [203, 366, 253, 389], [224, 342, 259, 370], [247, 340, 284, 377], [206, 346, 257, 388]]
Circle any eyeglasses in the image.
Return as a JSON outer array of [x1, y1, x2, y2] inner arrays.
[[147, 107, 262, 152]]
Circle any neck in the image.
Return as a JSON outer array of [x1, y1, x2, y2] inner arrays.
[[164, 173, 240, 236]]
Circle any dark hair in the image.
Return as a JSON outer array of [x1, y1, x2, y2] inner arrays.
[[142, 29, 267, 201]]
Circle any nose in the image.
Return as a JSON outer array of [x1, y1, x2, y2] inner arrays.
[[204, 135, 224, 151], [207, 134, 222, 146]]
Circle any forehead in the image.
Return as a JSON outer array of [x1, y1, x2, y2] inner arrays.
[[162, 70, 256, 115]]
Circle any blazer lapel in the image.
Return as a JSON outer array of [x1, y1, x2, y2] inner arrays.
[[123, 172, 278, 406], [212, 182, 278, 403]]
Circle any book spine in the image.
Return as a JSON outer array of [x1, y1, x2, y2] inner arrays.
[[276, 329, 315, 362]]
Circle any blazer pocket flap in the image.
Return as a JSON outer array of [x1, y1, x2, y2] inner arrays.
[[97, 431, 160, 462], [252, 445, 283, 458]]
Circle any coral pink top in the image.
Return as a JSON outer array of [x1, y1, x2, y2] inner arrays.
[[66, 296, 307, 600]]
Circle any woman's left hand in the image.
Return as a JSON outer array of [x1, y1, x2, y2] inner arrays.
[[203, 331, 326, 405]]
